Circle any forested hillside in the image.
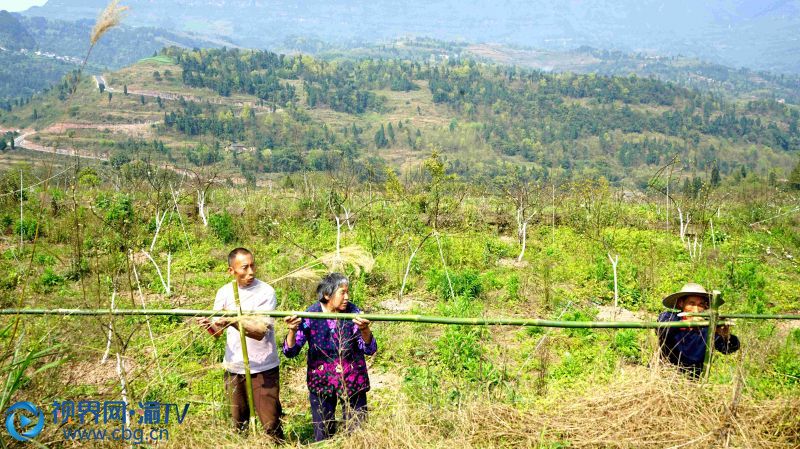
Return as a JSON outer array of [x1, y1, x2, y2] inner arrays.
[[3, 46, 798, 190]]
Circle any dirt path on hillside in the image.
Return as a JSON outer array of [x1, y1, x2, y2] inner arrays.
[[43, 122, 156, 135], [8, 123, 200, 179], [99, 74, 279, 113]]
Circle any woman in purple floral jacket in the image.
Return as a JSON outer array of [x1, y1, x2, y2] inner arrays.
[[283, 273, 377, 441]]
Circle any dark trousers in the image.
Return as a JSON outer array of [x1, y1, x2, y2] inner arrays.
[[224, 367, 284, 441], [309, 391, 368, 441]]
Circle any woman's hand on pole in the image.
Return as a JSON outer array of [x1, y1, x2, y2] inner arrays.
[[353, 317, 373, 343], [284, 315, 301, 348]]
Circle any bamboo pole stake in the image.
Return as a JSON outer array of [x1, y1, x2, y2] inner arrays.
[[702, 291, 721, 382], [19, 169, 23, 251], [434, 232, 455, 300], [232, 281, 257, 433], [100, 289, 116, 364]]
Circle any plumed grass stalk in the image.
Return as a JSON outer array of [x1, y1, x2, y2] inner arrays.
[[270, 245, 375, 284], [232, 281, 257, 433], [90, 0, 128, 45]]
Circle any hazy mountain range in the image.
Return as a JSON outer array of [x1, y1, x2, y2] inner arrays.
[[21, 0, 800, 74]]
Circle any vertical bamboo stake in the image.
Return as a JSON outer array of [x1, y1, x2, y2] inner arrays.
[[19, 169, 23, 251], [710, 218, 716, 250], [434, 232, 455, 299], [232, 280, 256, 432], [130, 253, 164, 382], [551, 183, 555, 246], [702, 291, 721, 382], [608, 253, 619, 313], [101, 289, 116, 364]]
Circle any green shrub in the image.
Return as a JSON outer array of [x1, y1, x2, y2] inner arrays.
[[209, 211, 236, 243], [427, 269, 482, 300], [561, 309, 596, 339], [38, 268, 64, 292], [612, 329, 641, 361], [13, 218, 39, 241]]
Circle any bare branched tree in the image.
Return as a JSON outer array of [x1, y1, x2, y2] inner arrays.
[[496, 168, 543, 262]]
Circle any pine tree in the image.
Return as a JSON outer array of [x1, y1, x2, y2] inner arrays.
[[374, 124, 388, 148], [789, 160, 800, 190], [710, 165, 721, 187], [387, 122, 395, 143]]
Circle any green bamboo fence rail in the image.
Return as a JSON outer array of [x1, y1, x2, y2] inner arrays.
[[683, 313, 800, 320], [0, 308, 735, 328], [5, 307, 798, 385]]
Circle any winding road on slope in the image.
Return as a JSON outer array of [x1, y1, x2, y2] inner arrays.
[[6, 123, 195, 178]]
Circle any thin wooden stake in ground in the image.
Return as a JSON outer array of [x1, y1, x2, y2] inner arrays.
[[232, 281, 257, 433], [702, 291, 721, 382]]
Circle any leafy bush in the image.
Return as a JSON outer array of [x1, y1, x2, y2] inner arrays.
[[13, 218, 38, 241], [561, 309, 597, 339], [427, 269, 482, 300], [209, 211, 236, 243], [38, 268, 64, 292], [612, 329, 641, 361]]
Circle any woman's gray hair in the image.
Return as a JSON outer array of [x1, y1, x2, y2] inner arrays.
[[317, 273, 349, 303]]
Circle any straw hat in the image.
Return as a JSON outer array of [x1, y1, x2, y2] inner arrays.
[[662, 283, 724, 309]]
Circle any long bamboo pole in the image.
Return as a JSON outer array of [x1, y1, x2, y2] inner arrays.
[[0, 308, 732, 328], [683, 313, 800, 320], [231, 281, 257, 433]]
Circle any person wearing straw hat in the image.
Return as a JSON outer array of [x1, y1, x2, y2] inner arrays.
[[196, 247, 283, 440], [656, 282, 740, 377]]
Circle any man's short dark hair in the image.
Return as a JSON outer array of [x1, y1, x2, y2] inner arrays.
[[316, 273, 349, 304], [228, 247, 253, 267]]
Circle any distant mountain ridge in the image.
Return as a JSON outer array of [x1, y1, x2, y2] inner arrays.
[[0, 12, 237, 101], [17, 15, 238, 69], [0, 10, 36, 51], [21, 0, 800, 74]]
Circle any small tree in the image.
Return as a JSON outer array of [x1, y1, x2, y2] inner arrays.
[[123, 84, 128, 95], [496, 167, 542, 262], [789, 159, 800, 190], [387, 122, 395, 143], [710, 164, 721, 187], [374, 124, 388, 148]]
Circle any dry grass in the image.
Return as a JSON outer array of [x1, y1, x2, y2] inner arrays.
[[152, 363, 799, 449], [342, 367, 798, 449]]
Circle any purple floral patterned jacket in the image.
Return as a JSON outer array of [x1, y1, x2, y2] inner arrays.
[[282, 302, 377, 397]]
